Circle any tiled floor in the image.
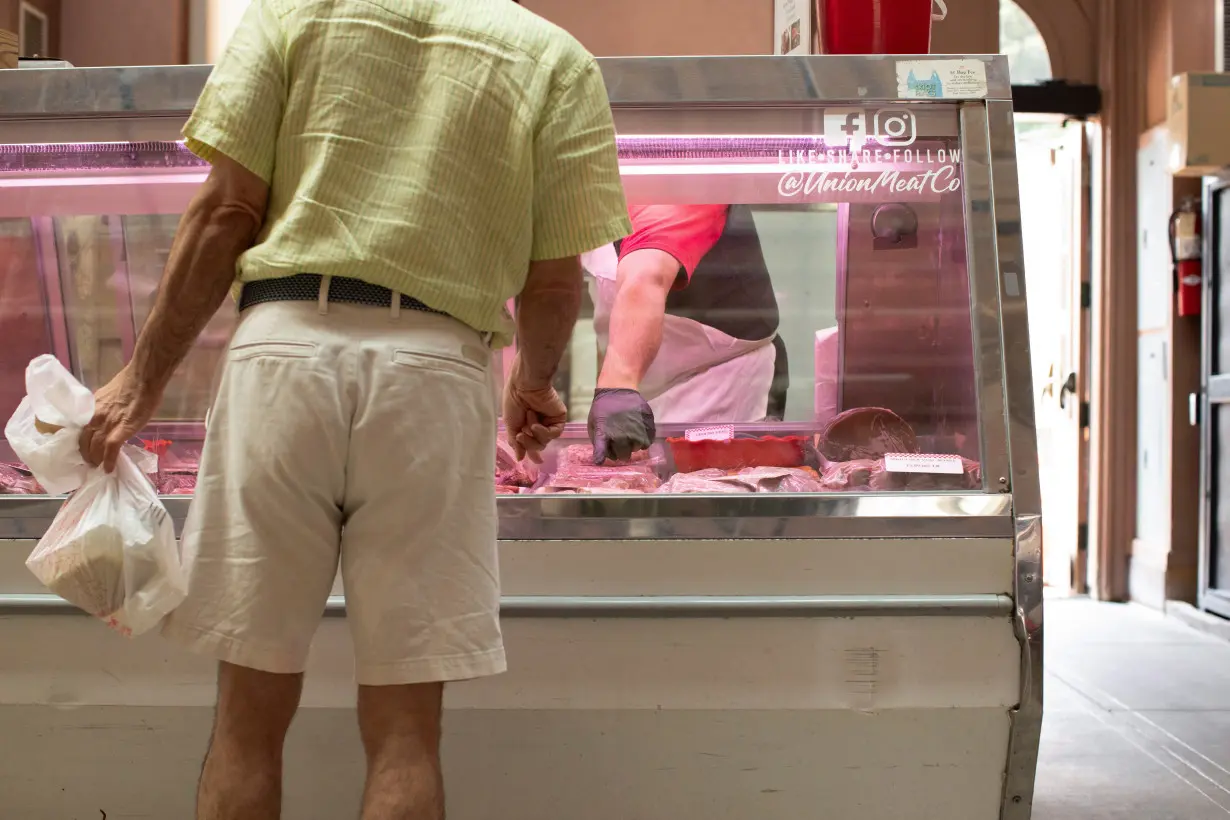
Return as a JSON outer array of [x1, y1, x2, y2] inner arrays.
[[1037, 597, 1230, 819]]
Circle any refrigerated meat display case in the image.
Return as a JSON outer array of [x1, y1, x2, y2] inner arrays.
[[0, 56, 1041, 820]]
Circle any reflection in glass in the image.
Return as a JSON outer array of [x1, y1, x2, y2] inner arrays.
[[0, 218, 55, 464], [49, 214, 234, 424]]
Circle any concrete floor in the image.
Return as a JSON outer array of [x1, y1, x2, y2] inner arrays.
[[1037, 596, 1230, 819]]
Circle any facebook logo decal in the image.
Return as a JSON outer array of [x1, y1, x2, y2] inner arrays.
[[824, 109, 867, 146], [824, 108, 917, 149]]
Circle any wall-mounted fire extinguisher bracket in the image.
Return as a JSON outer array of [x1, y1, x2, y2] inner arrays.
[[1170, 196, 1203, 318]]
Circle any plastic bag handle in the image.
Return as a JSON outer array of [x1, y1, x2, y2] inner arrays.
[[933, 0, 948, 20]]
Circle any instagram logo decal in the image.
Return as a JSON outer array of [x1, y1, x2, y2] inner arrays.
[[823, 107, 918, 150], [872, 110, 916, 147]]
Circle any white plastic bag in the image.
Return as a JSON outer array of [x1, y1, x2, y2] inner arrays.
[[4, 354, 95, 495], [5, 355, 187, 635]]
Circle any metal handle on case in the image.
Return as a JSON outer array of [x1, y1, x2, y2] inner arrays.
[[0, 593, 1013, 618]]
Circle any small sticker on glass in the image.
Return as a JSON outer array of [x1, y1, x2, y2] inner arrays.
[[896, 59, 989, 99]]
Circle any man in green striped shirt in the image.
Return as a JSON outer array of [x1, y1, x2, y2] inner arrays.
[[77, 1, 630, 817]]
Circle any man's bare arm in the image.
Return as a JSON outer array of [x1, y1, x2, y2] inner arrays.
[[595, 248, 678, 390], [80, 153, 268, 471], [128, 154, 269, 394], [514, 256, 585, 388]]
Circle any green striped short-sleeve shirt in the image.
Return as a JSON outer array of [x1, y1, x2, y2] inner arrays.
[[186, 0, 631, 347]]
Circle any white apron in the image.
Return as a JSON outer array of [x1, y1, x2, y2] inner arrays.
[[814, 326, 840, 426], [582, 245, 777, 424]]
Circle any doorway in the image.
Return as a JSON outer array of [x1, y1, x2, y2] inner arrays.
[[1017, 117, 1093, 594], [1004, 0, 1094, 595]]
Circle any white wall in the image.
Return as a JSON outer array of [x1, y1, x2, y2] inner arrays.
[[188, 0, 248, 64], [753, 208, 840, 421]]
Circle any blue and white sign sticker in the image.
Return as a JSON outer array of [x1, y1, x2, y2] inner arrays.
[[895, 59, 989, 100]]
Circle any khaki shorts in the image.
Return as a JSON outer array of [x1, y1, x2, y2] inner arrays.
[[161, 299, 505, 685]]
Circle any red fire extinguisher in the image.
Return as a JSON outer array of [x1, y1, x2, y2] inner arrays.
[[1170, 197, 1203, 317]]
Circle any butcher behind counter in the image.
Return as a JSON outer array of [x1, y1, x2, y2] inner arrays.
[[582, 204, 788, 463], [492, 203, 984, 495]]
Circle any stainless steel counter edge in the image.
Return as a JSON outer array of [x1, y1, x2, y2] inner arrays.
[[0, 593, 1013, 618], [0, 492, 1014, 541], [0, 56, 1012, 121]]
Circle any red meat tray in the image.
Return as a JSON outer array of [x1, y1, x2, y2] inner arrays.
[[667, 435, 807, 473]]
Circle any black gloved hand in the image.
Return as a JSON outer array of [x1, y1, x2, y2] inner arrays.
[[587, 388, 656, 465]]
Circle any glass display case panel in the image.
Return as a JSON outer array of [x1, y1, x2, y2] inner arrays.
[[512, 103, 981, 496], [0, 143, 220, 493], [1, 218, 57, 473], [1, 102, 985, 498]]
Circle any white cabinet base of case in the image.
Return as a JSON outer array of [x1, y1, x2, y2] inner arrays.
[[0, 609, 1019, 820], [0, 704, 1011, 820]]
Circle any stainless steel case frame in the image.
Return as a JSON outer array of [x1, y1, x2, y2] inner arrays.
[[0, 55, 1040, 820]]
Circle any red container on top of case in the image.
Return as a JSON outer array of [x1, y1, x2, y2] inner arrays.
[[819, 0, 948, 55]]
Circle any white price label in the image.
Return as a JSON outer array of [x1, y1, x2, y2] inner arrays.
[[883, 453, 964, 475], [685, 425, 735, 442]]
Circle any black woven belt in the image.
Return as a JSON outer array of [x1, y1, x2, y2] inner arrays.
[[238, 273, 445, 315]]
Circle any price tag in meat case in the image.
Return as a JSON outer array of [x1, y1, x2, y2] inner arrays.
[[883, 453, 964, 475], [685, 425, 735, 442]]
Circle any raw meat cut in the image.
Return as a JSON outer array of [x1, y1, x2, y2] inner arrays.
[[532, 486, 637, 495], [541, 464, 661, 493], [495, 434, 539, 488], [657, 466, 824, 494], [962, 457, 982, 487], [868, 463, 903, 491], [157, 448, 200, 474], [817, 407, 918, 461], [155, 473, 197, 495], [658, 469, 756, 494], [897, 457, 982, 491], [0, 462, 43, 494], [557, 442, 662, 469], [819, 459, 878, 491], [732, 466, 825, 493], [495, 462, 537, 487], [557, 443, 600, 468], [535, 441, 663, 493], [817, 454, 982, 492]]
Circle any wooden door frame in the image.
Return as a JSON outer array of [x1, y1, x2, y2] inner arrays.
[[1087, 0, 1147, 601]]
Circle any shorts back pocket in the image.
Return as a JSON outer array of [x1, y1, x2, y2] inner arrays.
[[229, 341, 319, 362], [392, 349, 487, 380]]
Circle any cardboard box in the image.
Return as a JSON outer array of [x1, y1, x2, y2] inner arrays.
[[1169, 73, 1230, 177], [0, 29, 17, 69]]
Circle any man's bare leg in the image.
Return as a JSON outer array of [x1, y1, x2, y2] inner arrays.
[[197, 662, 304, 820], [358, 682, 446, 820]]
